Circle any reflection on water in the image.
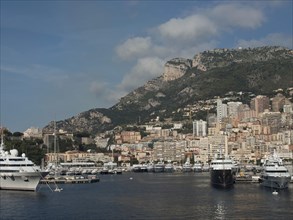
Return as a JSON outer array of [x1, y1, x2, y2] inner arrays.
[[214, 201, 226, 220]]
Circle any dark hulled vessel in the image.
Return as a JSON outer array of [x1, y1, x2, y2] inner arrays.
[[210, 155, 236, 188]]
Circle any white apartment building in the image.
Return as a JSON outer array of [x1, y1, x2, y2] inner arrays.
[[193, 120, 207, 137], [217, 98, 227, 123]]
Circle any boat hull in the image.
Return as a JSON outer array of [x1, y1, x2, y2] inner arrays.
[[0, 171, 48, 191], [193, 166, 202, 172], [182, 167, 192, 172], [154, 165, 164, 173], [164, 167, 174, 173], [259, 175, 291, 189], [132, 167, 148, 172], [210, 169, 235, 188]]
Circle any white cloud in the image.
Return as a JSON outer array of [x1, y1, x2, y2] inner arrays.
[[158, 14, 217, 41], [116, 37, 152, 60], [119, 57, 165, 91], [237, 33, 292, 48], [210, 4, 265, 29], [157, 3, 265, 44]]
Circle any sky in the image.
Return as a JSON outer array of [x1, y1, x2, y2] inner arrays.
[[1, 0, 292, 132]]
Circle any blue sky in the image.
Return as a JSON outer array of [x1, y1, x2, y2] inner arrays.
[[1, 0, 292, 132]]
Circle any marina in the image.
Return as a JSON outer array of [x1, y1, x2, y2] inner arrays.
[[40, 165, 293, 186]]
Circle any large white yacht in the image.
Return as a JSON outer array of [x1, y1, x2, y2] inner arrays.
[[0, 136, 48, 191], [259, 151, 291, 189]]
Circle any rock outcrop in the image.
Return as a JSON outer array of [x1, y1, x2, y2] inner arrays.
[[163, 58, 192, 81]]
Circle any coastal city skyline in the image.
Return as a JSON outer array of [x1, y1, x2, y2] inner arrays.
[[1, 0, 292, 132]]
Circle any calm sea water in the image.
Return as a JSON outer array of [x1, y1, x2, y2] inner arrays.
[[0, 172, 292, 220]]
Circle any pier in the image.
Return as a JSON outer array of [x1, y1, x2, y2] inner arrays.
[[40, 175, 100, 184], [235, 175, 260, 184]]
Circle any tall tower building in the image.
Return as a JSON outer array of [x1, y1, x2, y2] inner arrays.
[[227, 101, 242, 118], [193, 120, 207, 137], [250, 95, 270, 115], [271, 93, 285, 112], [217, 99, 227, 123]]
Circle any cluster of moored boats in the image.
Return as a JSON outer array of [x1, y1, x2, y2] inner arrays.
[[46, 162, 123, 176], [209, 150, 292, 189], [0, 134, 292, 191], [131, 160, 210, 173]]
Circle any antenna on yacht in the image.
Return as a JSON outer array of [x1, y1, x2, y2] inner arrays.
[[224, 132, 228, 158]]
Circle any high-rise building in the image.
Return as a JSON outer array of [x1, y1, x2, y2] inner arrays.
[[227, 101, 242, 118], [237, 104, 257, 120], [271, 93, 285, 112], [207, 113, 217, 127], [261, 111, 281, 134], [250, 95, 270, 115], [193, 120, 207, 137], [217, 99, 227, 123]]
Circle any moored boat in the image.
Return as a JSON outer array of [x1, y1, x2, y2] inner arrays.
[[146, 163, 154, 172], [164, 161, 174, 173], [259, 151, 291, 189], [182, 158, 192, 172], [132, 164, 147, 172], [192, 161, 203, 172], [154, 161, 165, 173], [210, 154, 236, 188], [0, 136, 48, 191]]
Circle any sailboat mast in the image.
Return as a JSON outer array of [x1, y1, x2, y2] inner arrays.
[[54, 121, 57, 168]]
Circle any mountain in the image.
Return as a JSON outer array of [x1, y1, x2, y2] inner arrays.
[[43, 46, 293, 134]]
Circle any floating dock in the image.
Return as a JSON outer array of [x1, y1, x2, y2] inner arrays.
[[40, 175, 99, 184], [235, 175, 260, 184]]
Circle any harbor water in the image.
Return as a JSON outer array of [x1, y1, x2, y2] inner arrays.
[[1, 172, 292, 220]]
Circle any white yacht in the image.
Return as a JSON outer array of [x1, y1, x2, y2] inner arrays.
[[154, 160, 165, 173], [146, 162, 154, 172], [259, 151, 291, 189], [0, 136, 48, 191], [192, 161, 203, 172], [182, 158, 192, 172], [164, 161, 174, 173]]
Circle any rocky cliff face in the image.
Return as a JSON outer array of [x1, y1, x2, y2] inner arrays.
[[163, 58, 192, 81]]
